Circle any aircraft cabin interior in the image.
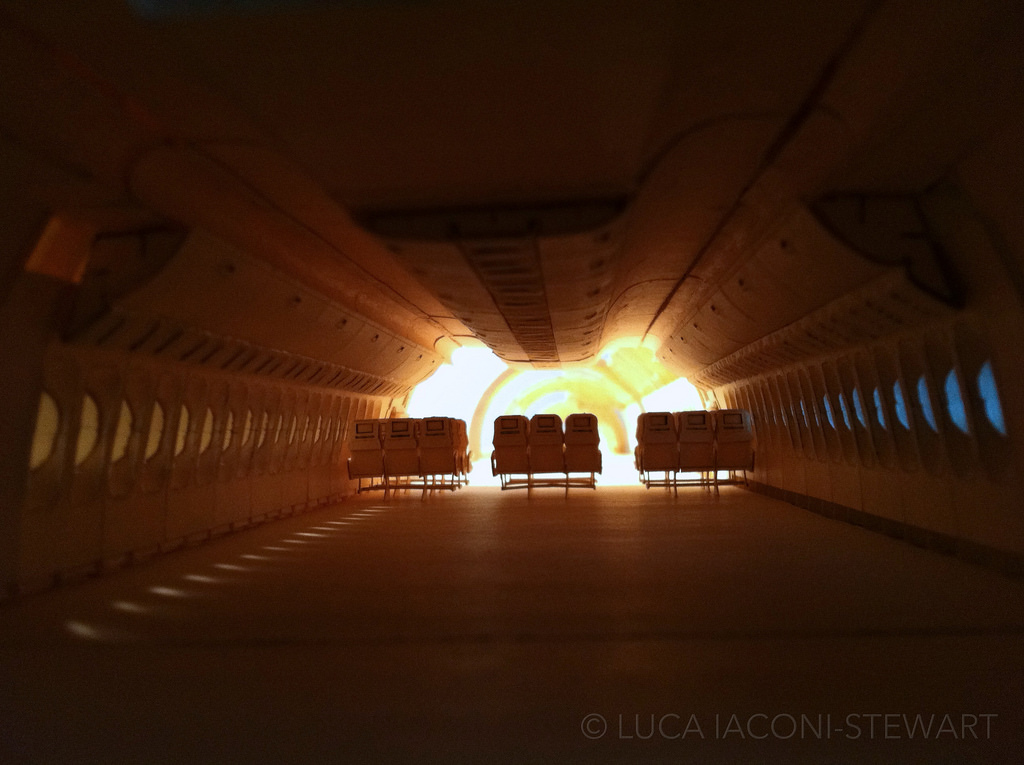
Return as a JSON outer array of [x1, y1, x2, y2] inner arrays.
[[1, 0, 1023, 762]]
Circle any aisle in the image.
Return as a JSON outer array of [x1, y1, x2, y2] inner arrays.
[[1, 487, 1022, 764]]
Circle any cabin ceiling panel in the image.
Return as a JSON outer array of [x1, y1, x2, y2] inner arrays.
[[458, 238, 559, 366], [383, 217, 627, 367], [385, 239, 524, 361], [4, 0, 1022, 376]]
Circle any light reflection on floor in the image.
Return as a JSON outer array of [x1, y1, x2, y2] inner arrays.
[[64, 620, 134, 642], [54, 506, 391, 645], [110, 600, 150, 614], [148, 586, 193, 598]]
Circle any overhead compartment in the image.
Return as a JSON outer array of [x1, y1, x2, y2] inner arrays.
[[656, 199, 960, 385], [69, 227, 444, 396]]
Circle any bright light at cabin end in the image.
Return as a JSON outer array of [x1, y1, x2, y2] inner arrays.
[[406, 344, 703, 485]]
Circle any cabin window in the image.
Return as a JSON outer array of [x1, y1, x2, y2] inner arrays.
[[337, 401, 350, 442], [199, 408, 215, 453], [821, 395, 836, 428], [837, 393, 852, 430], [29, 391, 60, 470], [872, 388, 886, 429], [944, 370, 969, 434], [788, 397, 800, 430], [174, 406, 190, 456], [111, 401, 133, 463], [145, 402, 164, 461], [241, 410, 253, 446], [852, 387, 867, 428], [892, 381, 910, 430], [916, 376, 938, 432], [222, 410, 234, 451], [976, 361, 1007, 436], [811, 398, 822, 429], [256, 412, 268, 448], [75, 394, 101, 466]]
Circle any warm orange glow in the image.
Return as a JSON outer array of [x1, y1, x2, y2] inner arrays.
[[406, 347, 507, 423], [407, 344, 702, 486]]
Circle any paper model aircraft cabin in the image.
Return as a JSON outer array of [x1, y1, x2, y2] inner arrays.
[[1, 1, 1023, 762]]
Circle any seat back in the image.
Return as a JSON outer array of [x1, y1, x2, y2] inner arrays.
[[347, 419, 384, 477], [676, 410, 715, 472], [635, 412, 678, 472], [383, 418, 420, 477], [528, 413, 565, 473], [419, 416, 457, 475], [564, 412, 601, 473], [492, 415, 529, 475], [714, 409, 755, 470]]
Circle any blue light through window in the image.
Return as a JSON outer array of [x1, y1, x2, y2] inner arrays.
[[872, 388, 886, 429], [976, 361, 1006, 435], [944, 370, 969, 434], [892, 381, 910, 429], [838, 393, 852, 429], [917, 376, 938, 432], [852, 387, 867, 427], [822, 395, 836, 428]]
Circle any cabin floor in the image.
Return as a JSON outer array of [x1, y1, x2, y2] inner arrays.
[[1, 486, 1022, 764]]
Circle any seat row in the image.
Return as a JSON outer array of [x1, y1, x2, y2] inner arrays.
[[491, 413, 602, 494], [347, 417, 470, 495], [634, 409, 755, 492]]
